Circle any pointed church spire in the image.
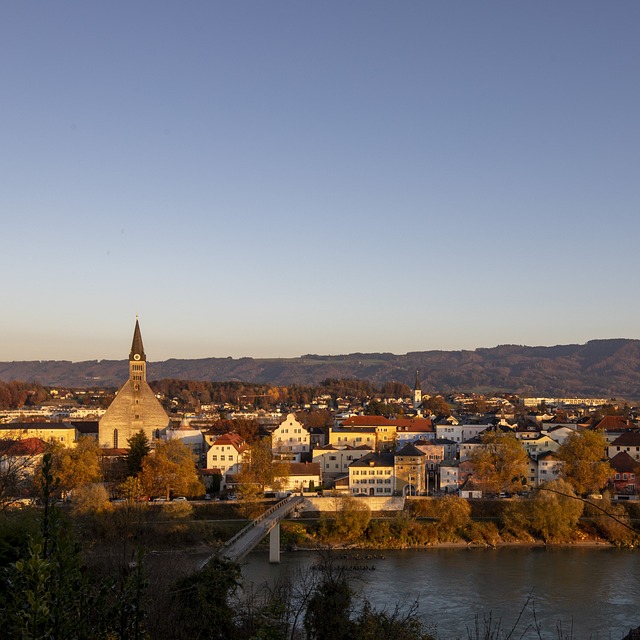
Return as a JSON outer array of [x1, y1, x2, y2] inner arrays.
[[414, 370, 420, 391], [129, 317, 146, 362]]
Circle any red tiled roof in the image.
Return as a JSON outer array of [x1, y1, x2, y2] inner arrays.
[[609, 431, 640, 447], [594, 416, 637, 432], [286, 462, 321, 476], [0, 437, 46, 455], [609, 452, 638, 473], [341, 416, 433, 431], [211, 432, 246, 452]]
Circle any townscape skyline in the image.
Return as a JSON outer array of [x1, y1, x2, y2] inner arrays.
[[2, 2, 639, 362]]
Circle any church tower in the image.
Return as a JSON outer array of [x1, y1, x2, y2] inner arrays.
[[413, 370, 422, 409], [99, 318, 170, 448]]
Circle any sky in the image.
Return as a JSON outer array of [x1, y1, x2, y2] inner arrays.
[[1, 2, 639, 362]]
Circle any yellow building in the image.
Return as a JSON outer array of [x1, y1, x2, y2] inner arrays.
[[0, 423, 78, 447]]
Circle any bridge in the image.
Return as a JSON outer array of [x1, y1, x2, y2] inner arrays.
[[204, 495, 305, 566]]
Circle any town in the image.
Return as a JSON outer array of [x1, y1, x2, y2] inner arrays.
[[1, 319, 638, 509]]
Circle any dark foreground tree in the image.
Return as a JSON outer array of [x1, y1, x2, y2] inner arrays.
[[126, 430, 151, 477]]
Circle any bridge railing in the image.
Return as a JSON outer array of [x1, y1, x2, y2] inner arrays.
[[219, 495, 302, 555]]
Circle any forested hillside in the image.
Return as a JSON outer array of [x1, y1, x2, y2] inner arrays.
[[1, 339, 639, 399]]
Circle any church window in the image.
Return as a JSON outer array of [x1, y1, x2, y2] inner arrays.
[[135, 414, 140, 420], [113, 429, 119, 448]]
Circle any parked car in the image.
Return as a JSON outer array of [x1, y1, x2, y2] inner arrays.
[[172, 496, 187, 502], [152, 497, 167, 502]]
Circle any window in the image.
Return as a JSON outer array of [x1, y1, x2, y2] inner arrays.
[[211, 455, 217, 461], [113, 429, 119, 448], [221, 455, 225, 461]]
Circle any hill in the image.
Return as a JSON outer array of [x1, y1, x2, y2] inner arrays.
[[1, 338, 640, 399]]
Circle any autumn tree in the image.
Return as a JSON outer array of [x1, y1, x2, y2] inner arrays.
[[531, 479, 584, 542], [236, 439, 289, 499], [434, 495, 471, 539], [49, 436, 102, 497], [328, 496, 371, 543], [139, 440, 204, 500], [421, 395, 452, 418], [556, 430, 612, 495], [470, 431, 528, 495]]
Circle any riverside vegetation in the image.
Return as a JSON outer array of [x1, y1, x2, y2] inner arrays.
[[2, 462, 640, 639]]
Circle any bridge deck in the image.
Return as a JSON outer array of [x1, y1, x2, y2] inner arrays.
[[203, 495, 304, 566]]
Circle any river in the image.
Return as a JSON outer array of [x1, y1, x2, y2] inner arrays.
[[240, 546, 640, 640]]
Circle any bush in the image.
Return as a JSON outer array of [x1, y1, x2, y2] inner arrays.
[[70, 483, 113, 517]]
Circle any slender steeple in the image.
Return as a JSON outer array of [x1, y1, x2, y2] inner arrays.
[[129, 317, 147, 383], [413, 370, 422, 409], [129, 316, 146, 362]]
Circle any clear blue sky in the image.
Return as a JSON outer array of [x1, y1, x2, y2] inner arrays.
[[2, 2, 639, 362]]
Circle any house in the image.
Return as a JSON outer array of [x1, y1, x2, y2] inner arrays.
[[165, 417, 205, 459], [521, 435, 559, 460], [277, 462, 322, 493], [459, 435, 485, 461], [526, 457, 539, 488], [608, 452, 638, 494], [329, 427, 377, 450], [340, 416, 398, 451], [536, 451, 563, 485], [414, 439, 446, 493], [514, 422, 543, 441], [0, 422, 78, 447], [312, 444, 373, 478], [394, 443, 427, 496], [439, 460, 459, 493], [0, 437, 46, 502], [392, 418, 435, 444], [544, 424, 578, 446], [205, 433, 247, 490], [592, 416, 638, 443], [348, 452, 395, 496], [608, 431, 640, 463], [435, 423, 489, 445], [271, 414, 310, 461]]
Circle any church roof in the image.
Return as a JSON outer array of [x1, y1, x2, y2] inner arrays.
[[129, 318, 146, 362]]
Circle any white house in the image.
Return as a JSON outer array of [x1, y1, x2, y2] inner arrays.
[[271, 413, 310, 461], [205, 432, 247, 489], [312, 444, 373, 477]]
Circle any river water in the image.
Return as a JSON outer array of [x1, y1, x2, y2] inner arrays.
[[241, 546, 640, 640]]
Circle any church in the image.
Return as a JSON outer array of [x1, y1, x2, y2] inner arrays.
[[98, 318, 170, 448]]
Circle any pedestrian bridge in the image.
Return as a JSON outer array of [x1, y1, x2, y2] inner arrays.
[[205, 495, 304, 566]]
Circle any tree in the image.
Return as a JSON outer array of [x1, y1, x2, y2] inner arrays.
[[421, 396, 451, 418], [49, 436, 102, 497], [0, 436, 44, 510], [531, 479, 584, 542], [236, 439, 289, 499], [470, 431, 528, 495], [434, 495, 471, 539], [126, 430, 151, 477], [332, 496, 371, 542], [557, 430, 612, 495], [139, 440, 204, 500]]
